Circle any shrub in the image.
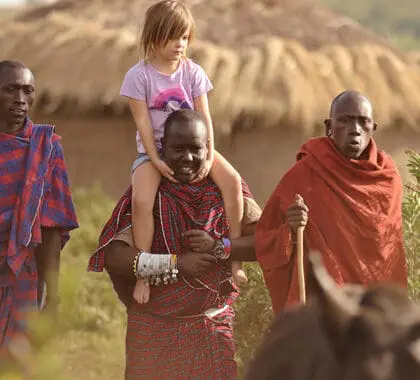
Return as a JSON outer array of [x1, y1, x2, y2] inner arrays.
[[403, 150, 420, 300]]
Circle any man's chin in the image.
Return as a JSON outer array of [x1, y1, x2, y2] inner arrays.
[[344, 146, 366, 160], [174, 174, 194, 184], [3, 116, 26, 133], [175, 172, 203, 184]]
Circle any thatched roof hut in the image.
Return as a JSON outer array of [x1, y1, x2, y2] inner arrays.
[[1, 0, 419, 201], [15, 0, 400, 51], [1, 1, 420, 136]]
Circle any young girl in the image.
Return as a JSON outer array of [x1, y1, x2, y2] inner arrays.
[[120, 0, 247, 304]]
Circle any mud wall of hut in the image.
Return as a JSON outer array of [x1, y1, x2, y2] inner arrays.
[[35, 114, 420, 205]]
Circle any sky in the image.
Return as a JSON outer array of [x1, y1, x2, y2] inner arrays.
[[0, 0, 25, 5]]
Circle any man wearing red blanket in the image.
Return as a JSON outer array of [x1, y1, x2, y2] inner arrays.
[[89, 109, 261, 379], [256, 90, 407, 314], [0, 61, 78, 363]]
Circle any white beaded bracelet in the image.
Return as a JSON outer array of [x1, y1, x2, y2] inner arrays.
[[135, 251, 178, 286]]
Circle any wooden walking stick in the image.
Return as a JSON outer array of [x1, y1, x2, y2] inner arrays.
[[295, 194, 306, 304]]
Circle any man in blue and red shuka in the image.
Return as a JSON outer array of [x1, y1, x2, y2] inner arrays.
[[0, 60, 78, 365]]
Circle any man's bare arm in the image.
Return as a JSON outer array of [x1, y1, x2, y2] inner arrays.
[[230, 223, 257, 262], [38, 227, 62, 312], [104, 241, 137, 277], [104, 240, 217, 279]]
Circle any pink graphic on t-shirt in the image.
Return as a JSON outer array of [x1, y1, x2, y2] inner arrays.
[[151, 88, 192, 113]]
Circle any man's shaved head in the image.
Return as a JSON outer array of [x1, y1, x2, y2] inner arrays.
[[325, 90, 377, 159], [0, 60, 30, 83], [163, 109, 208, 141], [329, 90, 373, 118]]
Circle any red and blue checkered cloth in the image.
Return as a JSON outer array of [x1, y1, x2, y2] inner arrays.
[[89, 178, 253, 378], [0, 119, 78, 355]]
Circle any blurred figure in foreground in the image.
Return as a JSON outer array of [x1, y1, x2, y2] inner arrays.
[[245, 253, 420, 380]]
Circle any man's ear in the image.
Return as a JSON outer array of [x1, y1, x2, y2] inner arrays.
[[324, 119, 332, 137]]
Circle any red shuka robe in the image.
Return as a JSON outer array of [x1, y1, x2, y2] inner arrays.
[[256, 137, 407, 314]]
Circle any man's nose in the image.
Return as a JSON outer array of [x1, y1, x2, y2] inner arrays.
[[348, 120, 362, 135], [13, 89, 25, 104], [181, 150, 193, 161]]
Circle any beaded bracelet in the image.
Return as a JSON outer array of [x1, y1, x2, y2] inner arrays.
[[133, 251, 179, 286], [132, 250, 143, 278], [212, 237, 232, 260]]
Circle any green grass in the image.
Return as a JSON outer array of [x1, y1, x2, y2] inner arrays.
[[403, 151, 420, 300]]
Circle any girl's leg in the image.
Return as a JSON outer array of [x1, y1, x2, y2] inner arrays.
[[231, 260, 247, 285], [132, 161, 162, 303], [210, 151, 247, 284], [209, 151, 243, 239], [133, 278, 149, 304]]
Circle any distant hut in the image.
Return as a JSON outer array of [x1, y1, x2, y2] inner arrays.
[[1, 0, 419, 202]]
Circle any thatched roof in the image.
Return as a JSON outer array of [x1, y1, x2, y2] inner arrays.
[[1, 1, 420, 135], [15, 0, 400, 52]]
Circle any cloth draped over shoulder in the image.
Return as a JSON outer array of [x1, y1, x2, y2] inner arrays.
[[88, 178, 259, 379], [0, 119, 78, 353], [256, 137, 407, 314]]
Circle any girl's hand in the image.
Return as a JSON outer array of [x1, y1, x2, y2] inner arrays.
[[184, 229, 215, 253], [191, 160, 212, 183], [153, 159, 178, 183]]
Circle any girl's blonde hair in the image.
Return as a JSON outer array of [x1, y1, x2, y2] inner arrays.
[[140, 0, 195, 59]]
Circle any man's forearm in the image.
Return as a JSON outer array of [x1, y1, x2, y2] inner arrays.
[[230, 235, 256, 262], [104, 241, 138, 277], [228, 222, 257, 262], [39, 228, 62, 306], [104, 229, 258, 279]]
